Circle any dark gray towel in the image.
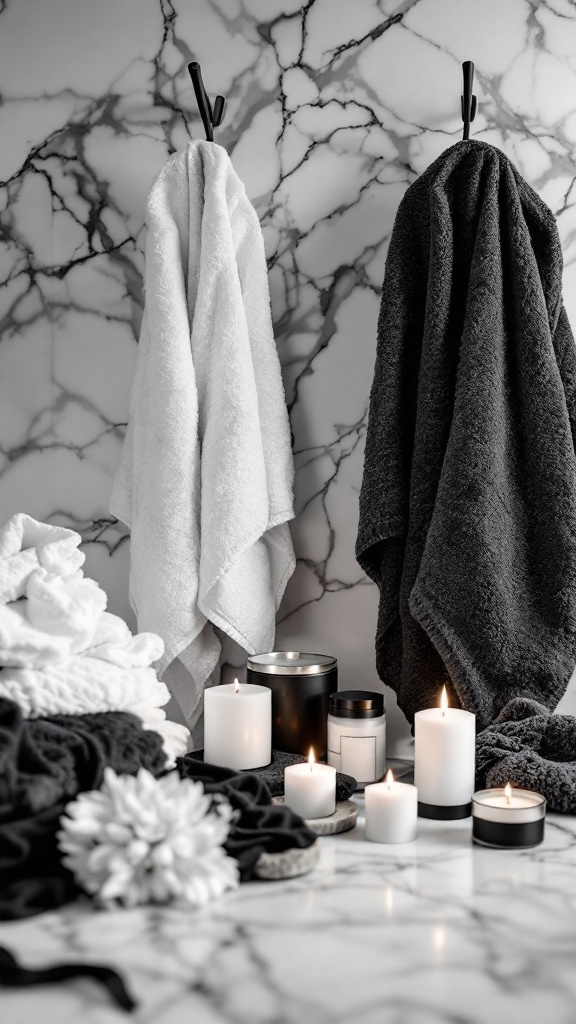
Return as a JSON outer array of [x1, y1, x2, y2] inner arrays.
[[357, 140, 576, 730], [476, 698, 576, 813]]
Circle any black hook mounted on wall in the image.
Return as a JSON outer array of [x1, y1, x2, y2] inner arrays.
[[187, 61, 226, 142], [461, 61, 477, 141]]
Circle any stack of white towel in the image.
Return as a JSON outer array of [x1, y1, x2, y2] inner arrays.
[[0, 513, 190, 766]]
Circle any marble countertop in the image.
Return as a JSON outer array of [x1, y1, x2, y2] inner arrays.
[[1, 799, 576, 1024]]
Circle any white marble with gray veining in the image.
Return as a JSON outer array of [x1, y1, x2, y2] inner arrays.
[[1, 803, 576, 1024], [3, 0, 576, 752]]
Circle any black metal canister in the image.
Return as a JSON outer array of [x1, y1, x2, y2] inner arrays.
[[246, 652, 337, 759]]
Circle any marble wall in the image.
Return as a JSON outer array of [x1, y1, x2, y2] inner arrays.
[[2, 0, 576, 753]]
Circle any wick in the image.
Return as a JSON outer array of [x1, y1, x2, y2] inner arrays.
[[441, 709, 445, 718]]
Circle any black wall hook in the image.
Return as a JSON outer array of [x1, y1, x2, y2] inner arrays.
[[187, 61, 226, 142], [461, 61, 477, 141]]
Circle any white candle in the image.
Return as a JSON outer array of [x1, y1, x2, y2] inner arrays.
[[204, 679, 271, 770], [365, 770, 418, 844], [284, 750, 336, 819], [414, 686, 475, 817], [472, 784, 546, 848]]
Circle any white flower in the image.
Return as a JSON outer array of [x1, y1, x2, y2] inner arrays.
[[57, 768, 239, 909]]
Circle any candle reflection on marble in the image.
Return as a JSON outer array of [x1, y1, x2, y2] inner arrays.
[[414, 686, 476, 820]]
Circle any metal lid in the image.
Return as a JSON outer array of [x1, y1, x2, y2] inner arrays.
[[247, 652, 337, 676], [329, 689, 385, 719]]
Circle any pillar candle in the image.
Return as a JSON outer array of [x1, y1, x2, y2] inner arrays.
[[414, 686, 476, 819], [204, 679, 271, 770], [365, 770, 418, 843], [284, 751, 336, 819]]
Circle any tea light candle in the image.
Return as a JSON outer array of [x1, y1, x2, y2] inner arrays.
[[365, 770, 418, 844], [284, 750, 336, 819], [204, 679, 271, 770], [472, 784, 546, 848], [414, 686, 476, 819]]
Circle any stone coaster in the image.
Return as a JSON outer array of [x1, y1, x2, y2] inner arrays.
[[254, 839, 320, 880], [272, 797, 359, 835]]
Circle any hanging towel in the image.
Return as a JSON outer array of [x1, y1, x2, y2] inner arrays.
[[356, 140, 576, 731], [110, 141, 295, 724]]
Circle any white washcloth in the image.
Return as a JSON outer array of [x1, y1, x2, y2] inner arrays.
[[110, 141, 295, 724], [0, 658, 170, 718], [0, 513, 85, 605]]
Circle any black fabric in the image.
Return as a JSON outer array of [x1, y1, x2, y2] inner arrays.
[[177, 754, 317, 880], [0, 945, 136, 1013], [0, 697, 167, 920], [476, 698, 576, 813], [356, 140, 576, 730], [188, 748, 357, 800]]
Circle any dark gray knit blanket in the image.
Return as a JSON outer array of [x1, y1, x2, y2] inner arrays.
[[476, 698, 576, 813], [356, 140, 576, 730]]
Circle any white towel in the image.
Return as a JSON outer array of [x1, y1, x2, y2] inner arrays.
[[0, 658, 170, 718], [0, 513, 85, 605], [110, 141, 295, 724]]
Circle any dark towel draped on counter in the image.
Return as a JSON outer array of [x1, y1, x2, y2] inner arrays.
[[0, 698, 166, 920], [177, 756, 317, 880], [357, 140, 576, 730], [476, 698, 576, 813]]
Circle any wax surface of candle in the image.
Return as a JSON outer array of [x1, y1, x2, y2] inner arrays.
[[284, 757, 336, 819], [364, 772, 418, 844], [414, 690, 475, 808], [204, 681, 271, 770], [472, 787, 546, 825]]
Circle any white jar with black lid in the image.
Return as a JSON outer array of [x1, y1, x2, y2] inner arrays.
[[327, 690, 386, 789]]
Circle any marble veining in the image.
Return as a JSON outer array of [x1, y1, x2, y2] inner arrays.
[[3, 0, 576, 750], [1, 804, 576, 1023]]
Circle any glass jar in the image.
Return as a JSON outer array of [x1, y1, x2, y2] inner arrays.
[[327, 690, 386, 789]]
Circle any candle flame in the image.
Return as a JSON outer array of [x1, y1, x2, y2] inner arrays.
[[504, 782, 512, 805], [440, 685, 448, 716], [386, 769, 394, 789], [308, 748, 315, 772], [234, 678, 240, 694]]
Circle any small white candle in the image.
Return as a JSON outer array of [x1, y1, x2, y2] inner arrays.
[[204, 679, 271, 770], [414, 686, 475, 817], [365, 770, 418, 844], [472, 784, 546, 848], [284, 750, 336, 819]]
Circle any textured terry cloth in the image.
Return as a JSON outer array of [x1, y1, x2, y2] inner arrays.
[[189, 748, 357, 800], [0, 574, 107, 667], [0, 659, 170, 718], [110, 141, 296, 726], [476, 698, 576, 813], [177, 755, 317, 881], [0, 697, 166, 920], [0, 514, 84, 605], [356, 140, 576, 730]]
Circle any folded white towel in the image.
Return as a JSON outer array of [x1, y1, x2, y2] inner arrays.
[[83, 610, 164, 668], [0, 513, 85, 605], [0, 658, 170, 718], [0, 568, 107, 667], [111, 141, 296, 724]]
